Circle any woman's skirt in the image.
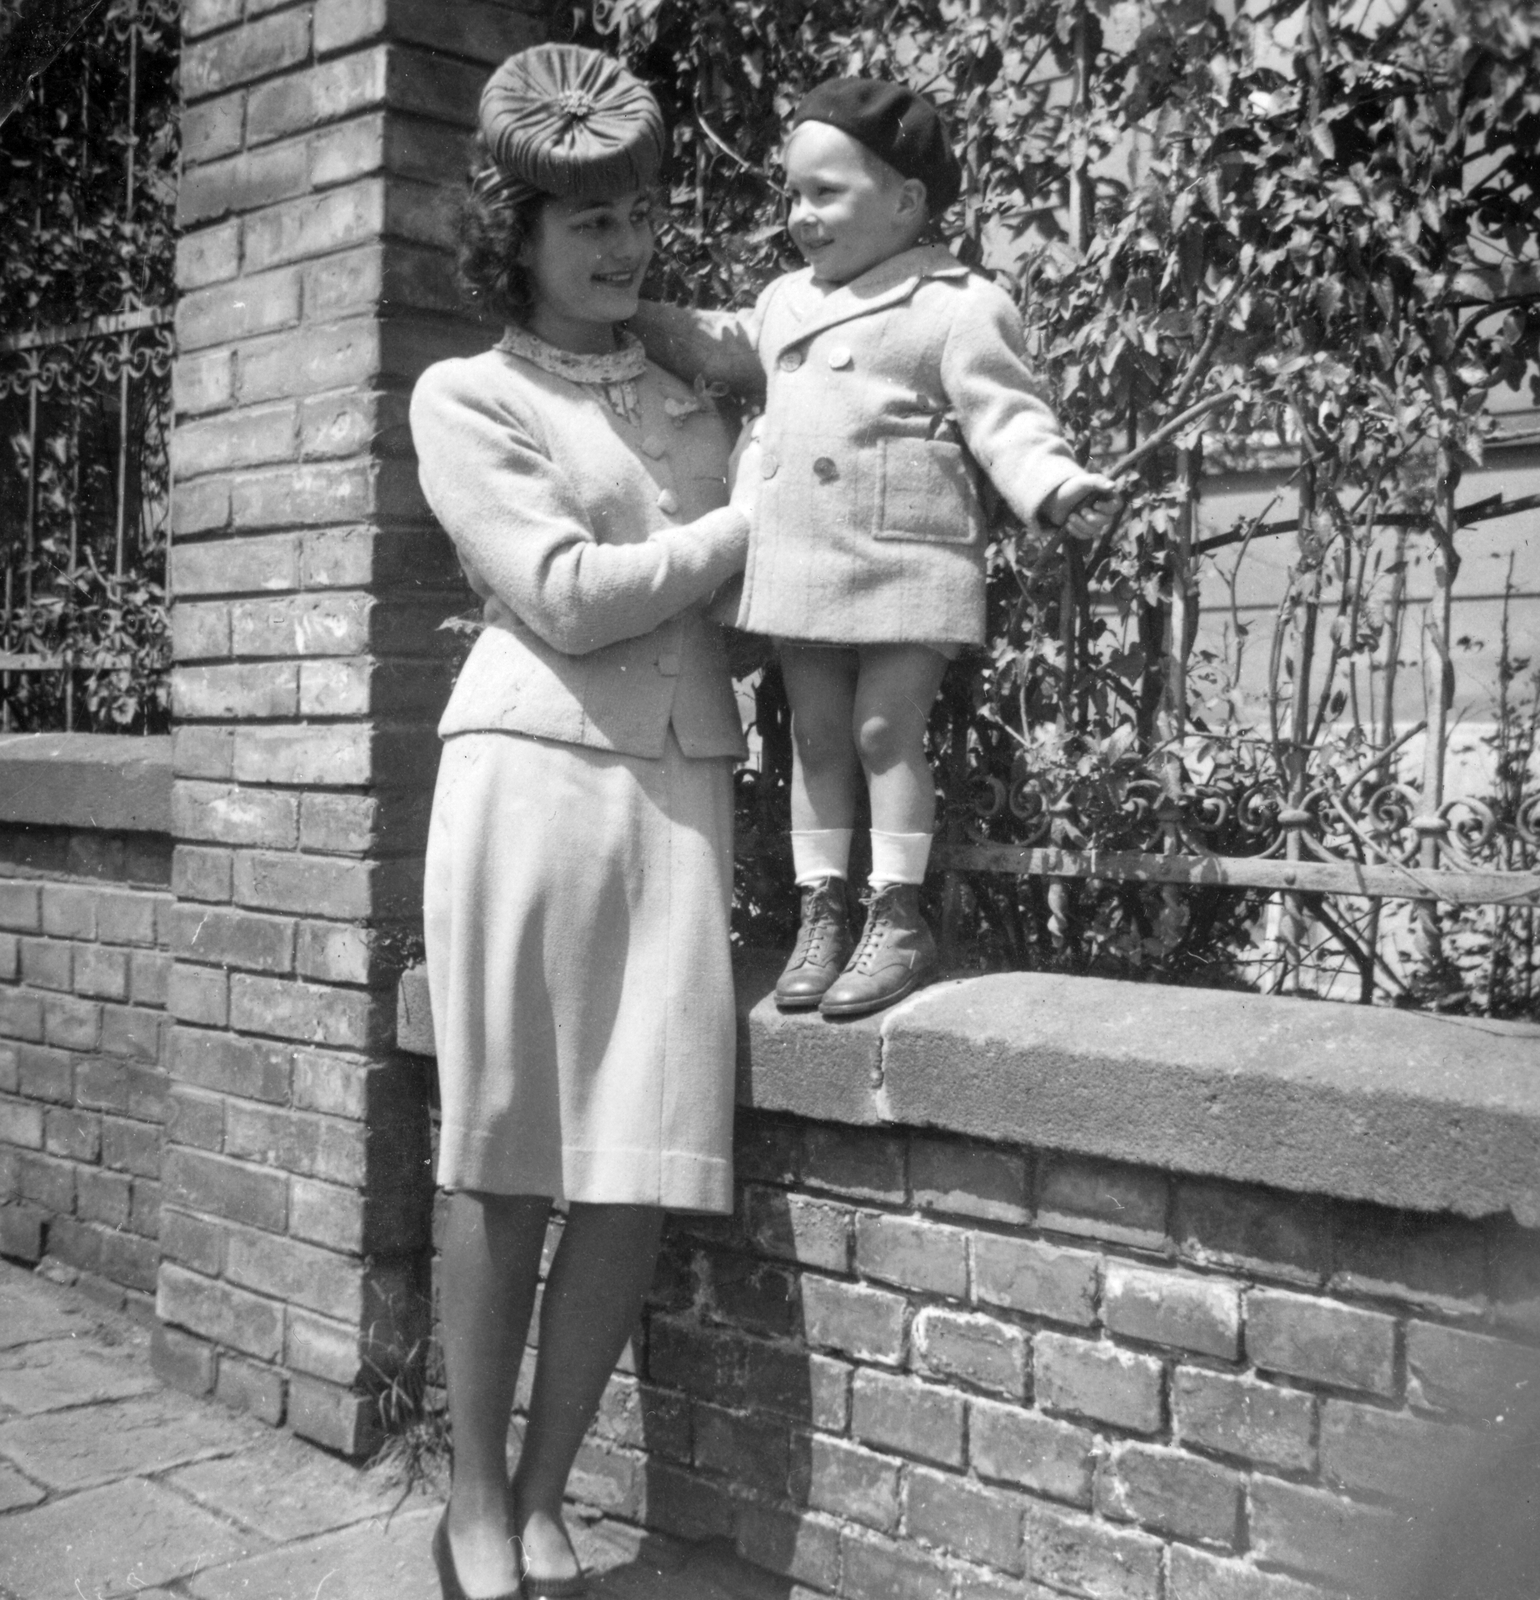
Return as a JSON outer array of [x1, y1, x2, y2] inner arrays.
[[424, 729, 737, 1212]]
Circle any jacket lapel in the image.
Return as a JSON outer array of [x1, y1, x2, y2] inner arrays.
[[767, 246, 969, 359]]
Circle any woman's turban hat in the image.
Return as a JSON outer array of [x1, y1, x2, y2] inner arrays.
[[478, 44, 665, 199]]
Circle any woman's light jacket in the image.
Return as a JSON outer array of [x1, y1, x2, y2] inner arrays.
[[410, 343, 749, 761]]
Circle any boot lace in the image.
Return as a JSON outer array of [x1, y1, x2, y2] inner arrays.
[[791, 880, 847, 967], [847, 885, 904, 975]]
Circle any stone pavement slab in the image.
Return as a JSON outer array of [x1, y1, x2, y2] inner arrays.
[[0, 1278, 90, 1352], [0, 1336, 159, 1414], [0, 1463, 43, 1513], [166, 1430, 440, 1544], [0, 1476, 260, 1598], [182, 1504, 439, 1600], [173, 1512, 778, 1600], [0, 1388, 248, 1490], [0, 1261, 795, 1600]]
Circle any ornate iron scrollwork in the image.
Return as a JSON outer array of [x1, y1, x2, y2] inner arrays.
[[959, 755, 1537, 878]]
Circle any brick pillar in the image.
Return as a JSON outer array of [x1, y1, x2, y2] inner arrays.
[[158, 0, 548, 1453]]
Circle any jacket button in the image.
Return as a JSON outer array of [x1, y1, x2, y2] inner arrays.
[[657, 488, 679, 514], [657, 652, 681, 676], [777, 349, 804, 372], [827, 345, 853, 369], [813, 456, 839, 482], [760, 454, 779, 479], [641, 435, 666, 459]]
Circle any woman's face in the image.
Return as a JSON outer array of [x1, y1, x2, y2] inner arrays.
[[520, 189, 654, 353]]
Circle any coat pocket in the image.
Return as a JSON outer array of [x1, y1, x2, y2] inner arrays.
[[873, 437, 983, 544]]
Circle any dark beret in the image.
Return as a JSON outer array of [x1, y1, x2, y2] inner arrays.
[[790, 78, 961, 214], [479, 44, 665, 199]]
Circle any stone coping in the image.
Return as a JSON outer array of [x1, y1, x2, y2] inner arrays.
[[396, 954, 1540, 1226], [0, 732, 171, 835]]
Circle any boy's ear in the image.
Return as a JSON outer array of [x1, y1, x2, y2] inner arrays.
[[895, 176, 928, 226]]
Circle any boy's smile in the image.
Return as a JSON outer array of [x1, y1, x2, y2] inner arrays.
[[783, 121, 927, 285]]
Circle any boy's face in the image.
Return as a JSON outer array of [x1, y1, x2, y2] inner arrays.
[[783, 121, 926, 285]]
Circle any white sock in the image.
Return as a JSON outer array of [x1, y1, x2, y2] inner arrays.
[[791, 828, 853, 885], [869, 830, 932, 887]]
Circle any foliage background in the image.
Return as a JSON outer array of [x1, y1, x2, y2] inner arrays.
[[569, 0, 1540, 1012], [0, 0, 177, 734]]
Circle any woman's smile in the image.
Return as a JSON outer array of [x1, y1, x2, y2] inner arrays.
[[520, 189, 655, 353]]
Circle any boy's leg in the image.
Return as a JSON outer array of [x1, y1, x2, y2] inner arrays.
[[780, 643, 862, 852], [851, 642, 951, 829], [775, 644, 862, 1008], [821, 642, 949, 1018]]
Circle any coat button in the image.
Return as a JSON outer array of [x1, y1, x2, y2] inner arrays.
[[827, 345, 853, 369], [657, 652, 680, 676], [657, 488, 679, 514], [641, 435, 666, 459], [777, 349, 804, 372], [813, 456, 839, 482], [760, 453, 779, 479]]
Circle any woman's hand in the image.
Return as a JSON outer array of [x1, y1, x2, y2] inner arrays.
[[727, 420, 762, 522]]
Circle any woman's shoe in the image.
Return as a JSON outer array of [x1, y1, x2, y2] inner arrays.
[[819, 882, 939, 1017], [522, 1576, 590, 1599], [507, 1504, 590, 1598], [774, 876, 854, 1010], [433, 1512, 525, 1600]]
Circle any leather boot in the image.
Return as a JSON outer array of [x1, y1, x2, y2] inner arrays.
[[819, 883, 940, 1018], [774, 877, 854, 1011]]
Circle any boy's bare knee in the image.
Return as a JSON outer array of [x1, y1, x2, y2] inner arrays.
[[855, 712, 908, 770]]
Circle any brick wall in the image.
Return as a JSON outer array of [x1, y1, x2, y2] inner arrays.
[[158, 0, 549, 1452], [0, 820, 171, 1309], [546, 1113, 1540, 1600]]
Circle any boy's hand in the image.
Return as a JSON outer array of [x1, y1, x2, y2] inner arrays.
[[1048, 475, 1123, 542]]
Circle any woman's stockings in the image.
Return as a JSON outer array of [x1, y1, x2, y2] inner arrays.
[[442, 1191, 546, 1596], [441, 1195, 663, 1596], [512, 1203, 664, 1578]]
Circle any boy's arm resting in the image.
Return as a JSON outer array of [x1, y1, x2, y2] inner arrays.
[[410, 363, 748, 657], [941, 282, 1107, 529], [627, 299, 768, 403]]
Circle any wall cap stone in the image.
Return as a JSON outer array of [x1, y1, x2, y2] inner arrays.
[[397, 953, 1540, 1225], [0, 732, 172, 834]]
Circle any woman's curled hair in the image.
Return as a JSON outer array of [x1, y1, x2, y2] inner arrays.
[[458, 137, 549, 324]]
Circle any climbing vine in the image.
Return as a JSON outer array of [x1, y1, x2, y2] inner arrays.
[[563, 0, 1540, 1011]]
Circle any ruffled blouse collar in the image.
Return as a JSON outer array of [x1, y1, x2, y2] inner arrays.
[[497, 322, 648, 384]]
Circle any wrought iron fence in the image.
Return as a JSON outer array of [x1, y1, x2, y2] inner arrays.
[[732, 422, 1540, 1016], [930, 428, 1540, 1013], [0, 0, 177, 734]]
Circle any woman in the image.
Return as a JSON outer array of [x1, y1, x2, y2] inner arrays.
[[409, 45, 755, 1600]]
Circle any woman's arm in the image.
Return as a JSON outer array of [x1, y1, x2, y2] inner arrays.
[[411, 361, 749, 657], [626, 299, 768, 404]]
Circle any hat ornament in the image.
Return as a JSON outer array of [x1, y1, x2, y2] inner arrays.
[[555, 88, 598, 121]]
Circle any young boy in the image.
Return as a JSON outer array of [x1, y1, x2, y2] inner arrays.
[[632, 77, 1119, 1017]]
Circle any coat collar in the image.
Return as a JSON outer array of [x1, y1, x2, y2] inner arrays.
[[769, 245, 969, 355]]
